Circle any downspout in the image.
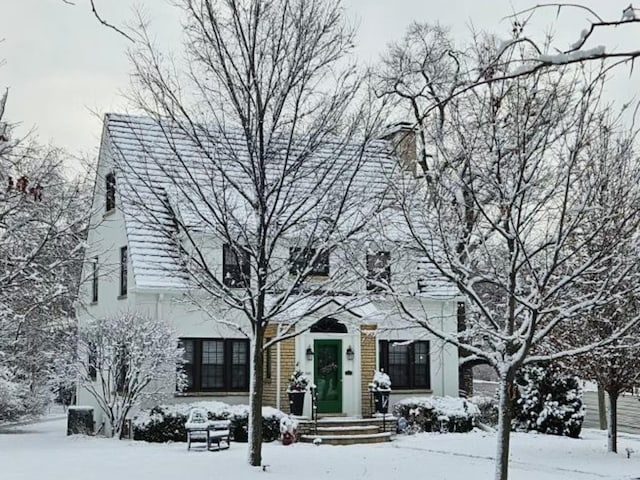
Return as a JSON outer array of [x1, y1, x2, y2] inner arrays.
[[156, 293, 164, 321], [441, 301, 446, 395], [276, 324, 282, 410]]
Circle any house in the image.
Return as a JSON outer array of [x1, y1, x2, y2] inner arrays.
[[76, 114, 463, 428]]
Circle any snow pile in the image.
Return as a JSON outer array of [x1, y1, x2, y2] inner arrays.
[[394, 396, 479, 433], [133, 401, 285, 443]]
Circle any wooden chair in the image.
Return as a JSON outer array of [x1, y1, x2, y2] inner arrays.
[[185, 408, 230, 451]]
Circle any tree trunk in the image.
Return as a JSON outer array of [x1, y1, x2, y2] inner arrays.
[[597, 384, 607, 430], [248, 330, 264, 466], [495, 375, 514, 480], [607, 390, 618, 453]]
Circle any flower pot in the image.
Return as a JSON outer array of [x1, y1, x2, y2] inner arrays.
[[373, 390, 390, 414], [288, 391, 306, 416]]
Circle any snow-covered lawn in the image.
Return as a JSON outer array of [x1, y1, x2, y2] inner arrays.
[[2, 418, 640, 480]]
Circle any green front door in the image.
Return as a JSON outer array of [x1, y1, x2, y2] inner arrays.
[[314, 339, 342, 414]]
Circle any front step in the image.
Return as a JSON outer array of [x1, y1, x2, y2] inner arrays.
[[315, 425, 380, 436], [299, 432, 392, 445], [296, 416, 396, 445]]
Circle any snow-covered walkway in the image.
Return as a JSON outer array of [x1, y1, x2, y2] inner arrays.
[[1, 418, 639, 480]]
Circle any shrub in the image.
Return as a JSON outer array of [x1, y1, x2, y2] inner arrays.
[[133, 401, 284, 443], [512, 364, 584, 438], [393, 396, 479, 433], [469, 395, 499, 427]]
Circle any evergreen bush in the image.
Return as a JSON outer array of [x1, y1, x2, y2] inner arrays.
[[512, 364, 584, 438]]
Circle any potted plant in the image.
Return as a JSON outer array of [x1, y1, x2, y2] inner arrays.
[[369, 369, 392, 414], [287, 367, 309, 416]]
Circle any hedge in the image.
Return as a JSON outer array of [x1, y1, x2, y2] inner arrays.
[[132, 401, 285, 443], [393, 396, 479, 433]]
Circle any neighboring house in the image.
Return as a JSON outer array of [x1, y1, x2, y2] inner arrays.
[[76, 114, 463, 427]]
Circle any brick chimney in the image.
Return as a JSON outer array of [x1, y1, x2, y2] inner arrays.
[[381, 122, 418, 176]]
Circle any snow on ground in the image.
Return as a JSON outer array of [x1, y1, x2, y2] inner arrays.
[[2, 418, 640, 480]]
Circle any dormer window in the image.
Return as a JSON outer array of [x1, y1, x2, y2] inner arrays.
[[223, 244, 250, 288], [106, 172, 116, 212], [366, 251, 390, 291], [289, 247, 330, 277]]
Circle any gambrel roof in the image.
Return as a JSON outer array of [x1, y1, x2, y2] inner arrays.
[[101, 113, 458, 299]]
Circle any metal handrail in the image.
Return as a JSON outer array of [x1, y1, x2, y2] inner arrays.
[[310, 385, 318, 436]]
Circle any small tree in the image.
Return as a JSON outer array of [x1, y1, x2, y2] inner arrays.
[[76, 312, 186, 438]]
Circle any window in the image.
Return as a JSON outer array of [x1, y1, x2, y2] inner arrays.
[[119, 246, 128, 297], [91, 257, 99, 303], [223, 244, 250, 288], [180, 338, 250, 392], [265, 337, 272, 380], [88, 343, 97, 381], [105, 172, 116, 212], [289, 247, 330, 276], [366, 251, 390, 291], [115, 345, 129, 393], [379, 340, 430, 389]]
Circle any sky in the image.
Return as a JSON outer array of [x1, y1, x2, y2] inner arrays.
[[0, 0, 637, 160]]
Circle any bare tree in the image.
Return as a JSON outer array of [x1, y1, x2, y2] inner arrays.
[[76, 312, 187, 438], [548, 121, 640, 454], [0, 91, 90, 420], [381, 28, 640, 480], [116, 0, 387, 465]]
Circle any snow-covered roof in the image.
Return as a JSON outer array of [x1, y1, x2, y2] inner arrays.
[[102, 113, 458, 298]]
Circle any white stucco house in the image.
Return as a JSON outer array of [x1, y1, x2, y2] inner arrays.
[[76, 113, 463, 428]]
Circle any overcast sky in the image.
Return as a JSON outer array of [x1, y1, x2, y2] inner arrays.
[[1, 0, 636, 159]]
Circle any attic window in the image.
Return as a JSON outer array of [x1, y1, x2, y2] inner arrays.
[[106, 172, 116, 212]]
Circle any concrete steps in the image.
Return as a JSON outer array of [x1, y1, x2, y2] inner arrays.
[[297, 416, 396, 446]]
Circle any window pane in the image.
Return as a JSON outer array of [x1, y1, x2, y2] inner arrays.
[[202, 340, 224, 364], [231, 341, 248, 389], [389, 343, 409, 387], [413, 342, 429, 388], [202, 365, 224, 389], [201, 340, 224, 388]]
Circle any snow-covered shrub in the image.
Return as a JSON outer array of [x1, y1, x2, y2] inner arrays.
[[133, 401, 285, 443], [512, 365, 584, 438], [77, 312, 187, 438], [393, 396, 479, 433], [469, 395, 499, 427], [0, 367, 30, 422]]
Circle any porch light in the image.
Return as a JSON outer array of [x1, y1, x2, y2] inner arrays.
[[346, 346, 354, 360], [306, 346, 314, 361]]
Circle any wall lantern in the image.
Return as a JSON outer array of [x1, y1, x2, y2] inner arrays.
[[346, 346, 354, 361], [306, 346, 314, 361]]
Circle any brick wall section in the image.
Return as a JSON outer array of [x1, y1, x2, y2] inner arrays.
[[278, 327, 296, 414], [261, 323, 297, 413], [262, 324, 278, 408], [360, 324, 377, 417]]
